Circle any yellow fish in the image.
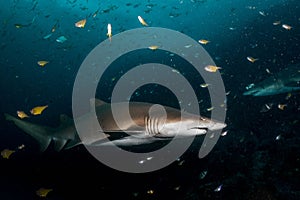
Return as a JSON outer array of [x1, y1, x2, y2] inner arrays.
[[278, 104, 287, 110], [30, 105, 48, 115], [37, 61, 49, 67], [36, 188, 53, 197], [75, 19, 86, 28], [204, 65, 221, 73], [107, 23, 112, 41], [17, 111, 29, 119], [147, 189, 154, 194], [148, 45, 159, 50], [247, 56, 259, 63], [138, 16, 148, 26], [198, 39, 210, 45], [1, 149, 15, 159]]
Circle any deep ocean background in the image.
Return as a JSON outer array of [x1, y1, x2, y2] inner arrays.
[[0, 0, 300, 199]]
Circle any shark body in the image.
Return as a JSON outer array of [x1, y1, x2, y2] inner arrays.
[[243, 64, 300, 96], [4, 99, 226, 152]]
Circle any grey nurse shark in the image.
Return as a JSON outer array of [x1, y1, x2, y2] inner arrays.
[[243, 64, 300, 96], [4, 99, 226, 152]]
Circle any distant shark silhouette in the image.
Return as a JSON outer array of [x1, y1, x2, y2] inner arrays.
[[243, 64, 300, 96], [5, 99, 226, 152]]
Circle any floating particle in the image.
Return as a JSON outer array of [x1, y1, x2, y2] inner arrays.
[[37, 60, 49, 67], [1, 149, 15, 159], [198, 39, 210, 45], [75, 19, 86, 28], [204, 65, 221, 72], [138, 16, 148, 26], [273, 21, 281, 25], [30, 105, 48, 115], [36, 188, 53, 197], [17, 111, 29, 119]]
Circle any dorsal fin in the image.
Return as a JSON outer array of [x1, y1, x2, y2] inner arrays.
[[90, 98, 107, 109]]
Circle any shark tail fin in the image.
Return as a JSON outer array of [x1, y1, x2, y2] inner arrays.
[[4, 113, 52, 152]]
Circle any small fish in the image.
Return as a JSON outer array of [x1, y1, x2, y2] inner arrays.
[[285, 93, 292, 100], [266, 68, 271, 74], [75, 19, 86, 28], [273, 21, 281, 25], [56, 36, 67, 43], [14, 24, 23, 28], [275, 135, 281, 140], [221, 130, 228, 136], [37, 61, 49, 67], [43, 33, 53, 39], [247, 56, 259, 63], [199, 170, 208, 179], [200, 83, 210, 88], [30, 105, 48, 115], [259, 11, 266, 16], [148, 45, 159, 50], [214, 184, 222, 192], [92, 9, 100, 18], [36, 188, 53, 197], [184, 44, 192, 48], [172, 69, 180, 74], [1, 149, 15, 159], [138, 16, 148, 26], [282, 24, 292, 30], [204, 65, 221, 72], [51, 22, 58, 33], [147, 189, 154, 194], [17, 111, 29, 119], [206, 107, 214, 111], [18, 144, 25, 150], [174, 186, 181, 191], [107, 23, 112, 41], [198, 39, 210, 45], [278, 104, 287, 110]]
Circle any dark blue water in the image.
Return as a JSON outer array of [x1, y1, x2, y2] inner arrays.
[[1, 0, 300, 199]]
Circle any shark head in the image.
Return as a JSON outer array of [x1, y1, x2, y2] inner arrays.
[[157, 112, 226, 137]]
